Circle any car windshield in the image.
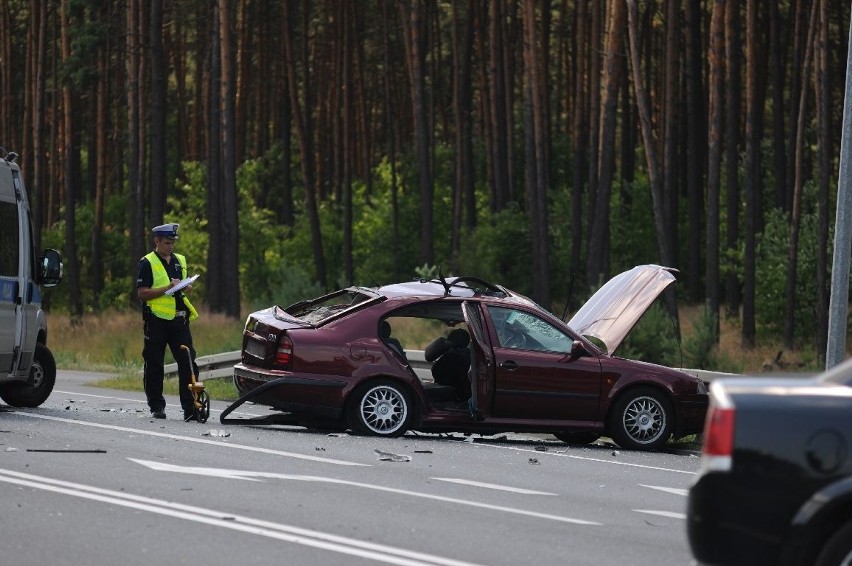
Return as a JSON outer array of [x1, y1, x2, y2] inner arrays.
[[282, 288, 378, 325]]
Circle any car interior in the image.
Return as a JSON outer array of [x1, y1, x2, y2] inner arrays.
[[380, 302, 474, 408]]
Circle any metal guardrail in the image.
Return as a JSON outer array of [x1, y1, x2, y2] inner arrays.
[[164, 351, 241, 381], [166, 348, 735, 383]]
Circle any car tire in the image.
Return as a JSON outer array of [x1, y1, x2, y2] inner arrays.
[[554, 432, 601, 446], [607, 386, 672, 450], [0, 343, 56, 408], [815, 520, 852, 566], [347, 380, 411, 438]]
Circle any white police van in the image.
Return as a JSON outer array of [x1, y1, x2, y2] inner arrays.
[[0, 149, 62, 407]]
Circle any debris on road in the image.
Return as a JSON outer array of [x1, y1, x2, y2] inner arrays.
[[202, 429, 231, 437], [375, 448, 411, 462], [26, 449, 107, 453]]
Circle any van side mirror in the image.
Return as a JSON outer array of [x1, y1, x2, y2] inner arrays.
[[39, 248, 63, 287]]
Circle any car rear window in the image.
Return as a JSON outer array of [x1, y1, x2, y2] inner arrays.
[[282, 288, 380, 325]]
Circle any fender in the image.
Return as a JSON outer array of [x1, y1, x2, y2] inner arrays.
[[782, 475, 852, 564]]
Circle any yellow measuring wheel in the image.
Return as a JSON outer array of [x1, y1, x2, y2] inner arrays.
[[181, 345, 210, 423]]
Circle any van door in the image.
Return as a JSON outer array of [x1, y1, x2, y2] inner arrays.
[[0, 164, 22, 377]]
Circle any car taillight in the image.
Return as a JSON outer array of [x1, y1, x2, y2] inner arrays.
[[274, 335, 293, 369], [700, 387, 735, 473]]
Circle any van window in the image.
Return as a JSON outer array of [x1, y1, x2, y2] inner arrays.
[[0, 202, 18, 277]]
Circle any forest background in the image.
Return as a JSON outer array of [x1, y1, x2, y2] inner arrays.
[[1, 0, 851, 370]]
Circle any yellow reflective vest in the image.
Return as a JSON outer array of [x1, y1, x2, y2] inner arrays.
[[143, 251, 199, 321]]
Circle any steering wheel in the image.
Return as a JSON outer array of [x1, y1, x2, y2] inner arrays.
[[503, 332, 528, 349]]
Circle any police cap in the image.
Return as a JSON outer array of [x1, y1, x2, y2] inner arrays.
[[152, 223, 179, 240]]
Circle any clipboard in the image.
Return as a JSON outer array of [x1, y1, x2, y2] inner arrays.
[[165, 274, 200, 296]]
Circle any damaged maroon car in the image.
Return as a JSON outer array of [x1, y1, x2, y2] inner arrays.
[[227, 265, 708, 450]]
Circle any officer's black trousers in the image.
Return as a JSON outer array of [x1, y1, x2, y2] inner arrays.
[[142, 315, 199, 414]]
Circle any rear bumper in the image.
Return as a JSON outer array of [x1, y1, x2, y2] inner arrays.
[[687, 472, 785, 565], [233, 364, 347, 418]]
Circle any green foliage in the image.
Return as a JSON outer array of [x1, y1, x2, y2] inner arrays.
[[610, 174, 662, 275], [682, 305, 719, 369], [755, 205, 824, 344], [456, 202, 533, 296], [41, 192, 137, 312], [619, 303, 680, 366]]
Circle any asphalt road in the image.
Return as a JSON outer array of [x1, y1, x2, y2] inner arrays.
[[0, 370, 701, 566]]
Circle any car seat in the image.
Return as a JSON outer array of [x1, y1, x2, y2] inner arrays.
[[427, 328, 471, 400], [380, 320, 406, 360]]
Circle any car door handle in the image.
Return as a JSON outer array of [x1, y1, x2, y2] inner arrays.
[[500, 360, 518, 370]]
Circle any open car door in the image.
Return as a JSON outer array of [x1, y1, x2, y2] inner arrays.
[[462, 301, 491, 419]]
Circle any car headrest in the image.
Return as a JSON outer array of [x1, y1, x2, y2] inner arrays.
[[380, 320, 392, 339], [424, 336, 451, 362], [447, 328, 470, 348]]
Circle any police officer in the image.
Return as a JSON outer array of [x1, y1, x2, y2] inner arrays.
[[136, 223, 200, 421]]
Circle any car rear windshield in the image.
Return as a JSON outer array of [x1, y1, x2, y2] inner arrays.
[[281, 288, 380, 326]]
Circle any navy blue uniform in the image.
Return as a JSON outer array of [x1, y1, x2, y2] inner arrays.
[[136, 253, 199, 417]]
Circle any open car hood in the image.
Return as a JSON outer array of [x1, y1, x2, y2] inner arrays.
[[568, 265, 677, 354]]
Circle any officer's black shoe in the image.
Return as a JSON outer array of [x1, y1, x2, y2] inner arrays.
[[151, 410, 167, 419], [184, 411, 197, 422]]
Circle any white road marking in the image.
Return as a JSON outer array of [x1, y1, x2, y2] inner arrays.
[[10, 411, 366, 467], [639, 484, 688, 496], [430, 477, 556, 495], [131, 459, 600, 526], [0, 467, 483, 566], [633, 509, 687, 520], [461, 442, 697, 475]]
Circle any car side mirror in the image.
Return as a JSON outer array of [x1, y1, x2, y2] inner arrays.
[[571, 340, 587, 358], [39, 248, 63, 287]]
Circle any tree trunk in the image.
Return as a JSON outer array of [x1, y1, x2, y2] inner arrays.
[[92, 31, 109, 304], [571, 0, 588, 290], [219, 0, 240, 317], [283, 0, 326, 287], [522, 0, 551, 307], [784, 0, 819, 349], [60, 0, 82, 321], [769, 0, 787, 210], [400, 0, 434, 265], [706, 0, 725, 341], [724, 0, 742, 318], [587, 0, 625, 288], [127, 0, 145, 309], [381, 2, 401, 281], [488, 0, 510, 211], [149, 0, 167, 228], [343, 2, 354, 285], [626, 0, 679, 325], [206, 1, 223, 309], [626, 0, 674, 270], [662, 0, 681, 271], [585, 1, 602, 288], [742, 0, 761, 348], [684, 0, 705, 302], [451, 1, 475, 270], [814, 0, 830, 365]]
